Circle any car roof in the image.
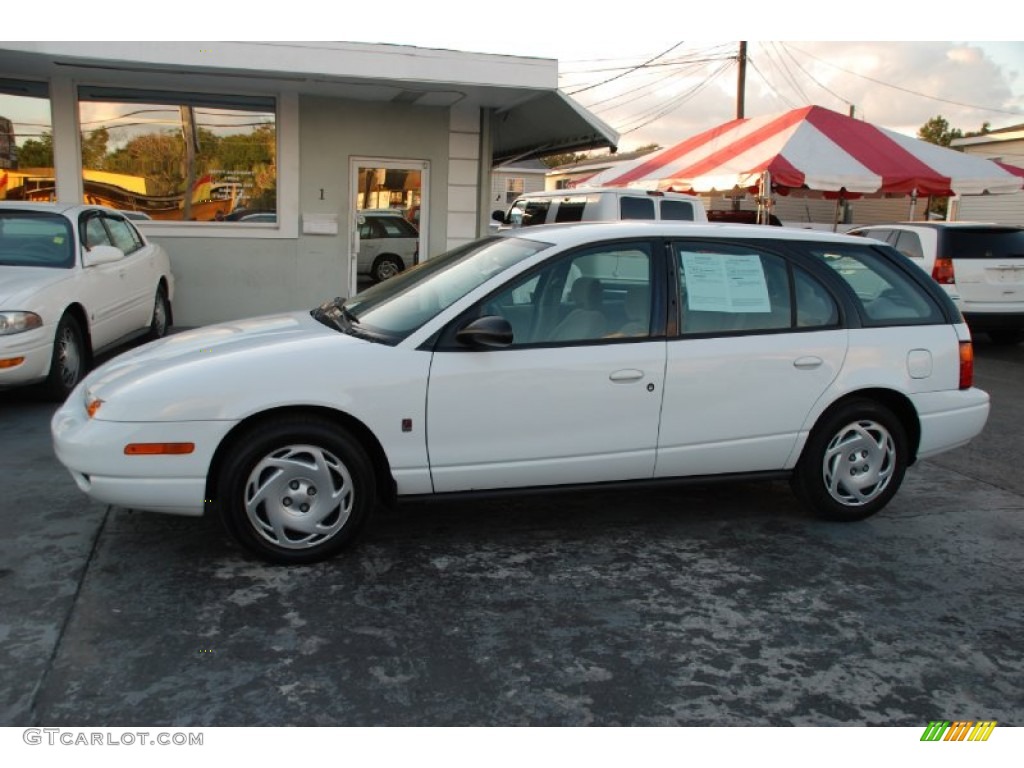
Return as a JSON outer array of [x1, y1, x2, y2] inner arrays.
[[0, 201, 117, 216], [499, 220, 869, 247], [512, 187, 698, 200], [852, 222, 1018, 230]]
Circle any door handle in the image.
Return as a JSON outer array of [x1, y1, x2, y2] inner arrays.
[[609, 369, 645, 382], [793, 356, 823, 370]]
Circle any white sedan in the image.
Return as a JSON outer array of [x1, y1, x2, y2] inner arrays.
[[52, 222, 989, 564], [1, 202, 174, 399]]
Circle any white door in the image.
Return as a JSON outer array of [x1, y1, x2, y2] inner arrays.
[[426, 240, 666, 492], [655, 244, 847, 477]]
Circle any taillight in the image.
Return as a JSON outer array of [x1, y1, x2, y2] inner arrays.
[[932, 257, 955, 284], [959, 341, 974, 390]]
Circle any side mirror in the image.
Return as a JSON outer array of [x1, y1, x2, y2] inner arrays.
[[491, 210, 505, 223], [456, 315, 513, 349], [83, 245, 125, 267]]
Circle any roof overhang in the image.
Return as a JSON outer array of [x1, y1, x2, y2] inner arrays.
[[0, 41, 617, 166], [491, 91, 618, 165]]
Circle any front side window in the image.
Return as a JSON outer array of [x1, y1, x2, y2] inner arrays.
[[1, 79, 53, 202], [813, 244, 943, 325], [675, 243, 792, 335], [77, 87, 276, 222], [480, 241, 654, 346]]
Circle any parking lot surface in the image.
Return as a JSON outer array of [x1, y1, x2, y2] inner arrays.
[[1, 339, 1022, 726]]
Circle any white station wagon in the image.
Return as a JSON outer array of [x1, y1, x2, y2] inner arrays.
[[52, 222, 990, 564]]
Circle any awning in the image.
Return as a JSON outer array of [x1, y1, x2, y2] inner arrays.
[[491, 90, 618, 165]]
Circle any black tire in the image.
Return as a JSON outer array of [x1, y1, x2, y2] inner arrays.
[[215, 416, 376, 564], [791, 399, 908, 522], [42, 314, 87, 402], [147, 285, 171, 341], [371, 254, 404, 283], [988, 329, 1023, 345]]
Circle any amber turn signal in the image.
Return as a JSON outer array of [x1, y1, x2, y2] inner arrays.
[[959, 341, 974, 390], [0, 356, 25, 369], [124, 442, 195, 455]]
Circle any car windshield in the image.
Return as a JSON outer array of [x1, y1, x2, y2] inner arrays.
[[0, 212, 75, 268], [313, 236, 549, 343]]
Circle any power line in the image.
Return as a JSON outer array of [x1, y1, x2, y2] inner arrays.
[[778, 42, 853, 110], [567, 41, 687, 96], [617, 60, 734, 135], [747, 58, 798, 110]]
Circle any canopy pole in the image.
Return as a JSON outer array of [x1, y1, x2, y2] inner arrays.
[[908, 189, 918, 221], [832, 191, 845, 232], [757, 171, 772, 225]]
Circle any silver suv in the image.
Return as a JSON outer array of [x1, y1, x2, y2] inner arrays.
[[849, 223, 1024, 345]]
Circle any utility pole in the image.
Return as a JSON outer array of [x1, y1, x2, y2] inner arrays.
[[737, 41, 748, 119]]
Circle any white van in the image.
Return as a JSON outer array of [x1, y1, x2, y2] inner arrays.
[[492, 187, 708, 229]]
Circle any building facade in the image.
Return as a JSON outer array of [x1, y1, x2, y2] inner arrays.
[[0, 42, 616, 325]]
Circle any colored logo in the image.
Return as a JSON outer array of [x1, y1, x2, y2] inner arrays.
[[921, 721, 997, 742]]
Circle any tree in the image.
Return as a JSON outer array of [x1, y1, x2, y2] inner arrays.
[[540, 151, 591, 168], [16, 132, 53, 168], [917, 115, 963, 147]]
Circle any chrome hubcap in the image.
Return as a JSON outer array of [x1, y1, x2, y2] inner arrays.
[[57, 327, 81, 388], [822, 419, 895, 506], [244, 444, 353, 549]]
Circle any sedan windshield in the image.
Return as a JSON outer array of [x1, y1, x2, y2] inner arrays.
[[0, 212, 75, 268], [328, 235, 549, 342]]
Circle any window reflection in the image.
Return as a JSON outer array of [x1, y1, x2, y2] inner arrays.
[[0, 80, 54, 201], [77, 91, 276, 222]]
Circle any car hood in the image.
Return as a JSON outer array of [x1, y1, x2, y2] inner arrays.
[[82, 311, 376, 420], [0, 265, 70, 306]]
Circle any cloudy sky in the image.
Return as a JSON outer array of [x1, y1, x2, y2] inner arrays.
[[59, 5, 1024, 157], [227, 1, 1022, 155]]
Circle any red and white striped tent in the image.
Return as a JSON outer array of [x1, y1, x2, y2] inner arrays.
[[586, 105, 1024, 199]]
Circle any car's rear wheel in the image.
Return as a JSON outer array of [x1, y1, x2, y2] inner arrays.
[[147, 285, 171, 341], [371, 254, 404, 283], [988, 329, 1023, 345], [43, 313, 86, 401], [792, 399, 907, 521], [216, 417, 375, 564]]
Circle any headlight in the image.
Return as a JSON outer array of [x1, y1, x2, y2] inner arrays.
[[0, 311, 43, 336]]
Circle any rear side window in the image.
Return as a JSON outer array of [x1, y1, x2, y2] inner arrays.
[[511, 200, 550, 227], [554, 201, 586, 223], [660, 200, 695, 221], [620, 197, 655, 220], [944, 227, 1024, 260], [376, 216, 418, 238], [812, 245, 943, 325], [675, 243, 792, 335]]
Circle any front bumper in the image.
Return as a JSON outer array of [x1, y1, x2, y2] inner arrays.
[[0, 326, 53, 387], [51, 389, 238, 516]]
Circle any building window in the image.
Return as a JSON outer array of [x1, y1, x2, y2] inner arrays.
[[77, 87, 276, 222], [0, 79, 54, 201], [505, 177, 524, 204]]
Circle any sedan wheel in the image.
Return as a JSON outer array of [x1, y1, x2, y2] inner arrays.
[[43, 314, 86, 401], [216, 418, 375, 563], [792, 399, 907, 521]]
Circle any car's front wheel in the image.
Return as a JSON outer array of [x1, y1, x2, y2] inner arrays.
[[371, 254, 404, 283], [216, 417, 376, 564], [43, 313, 86, 401], [792, 399, 908, 521]]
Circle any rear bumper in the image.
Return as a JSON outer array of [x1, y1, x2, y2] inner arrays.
[[914, 388, 990, 460]]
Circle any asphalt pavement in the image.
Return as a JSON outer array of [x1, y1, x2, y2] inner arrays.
[[1, 338, 1022, 726]]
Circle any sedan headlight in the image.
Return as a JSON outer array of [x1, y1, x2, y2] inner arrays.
[[0, 311, 43, 336]]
